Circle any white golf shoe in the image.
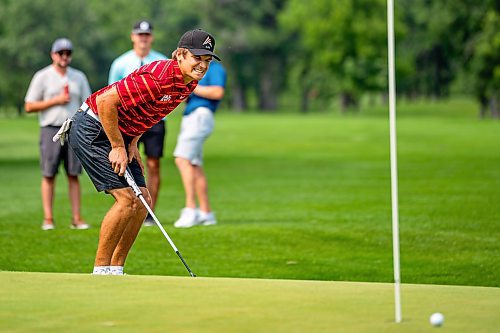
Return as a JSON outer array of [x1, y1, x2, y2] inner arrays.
[[92, 266, 110, 275], [174, 208, 199, 228], [197, 210, 217, 226]]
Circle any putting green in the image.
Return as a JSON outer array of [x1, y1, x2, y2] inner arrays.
[[1, 271, 498, 332]]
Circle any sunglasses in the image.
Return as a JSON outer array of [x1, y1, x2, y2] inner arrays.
[[57, 50, 72, 57]]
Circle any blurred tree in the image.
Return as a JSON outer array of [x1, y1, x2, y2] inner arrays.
[[0, 0, 202, 111], [194, 0, 290, 111], [398, 0, 493, 100], [0, 0, 497, 115], [279, 0, 390, 112], [0, 0, 105, 111], [469, 2, 499, 118], [87, 0, 201, 88]]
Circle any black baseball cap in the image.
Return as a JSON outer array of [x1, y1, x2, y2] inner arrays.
[[177, 29, 220, 61], [132, 20, 153, 34]]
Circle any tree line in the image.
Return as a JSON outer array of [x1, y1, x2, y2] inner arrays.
[[0, 0, 498, 116]]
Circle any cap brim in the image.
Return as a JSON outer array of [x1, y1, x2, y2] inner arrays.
[[190, 49, 221, 61], [132, 30, 152, 34]]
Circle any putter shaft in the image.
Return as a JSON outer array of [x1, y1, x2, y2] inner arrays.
[[124, 169, 196, 277]]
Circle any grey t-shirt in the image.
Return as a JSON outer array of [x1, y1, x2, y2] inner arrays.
[[25, 65, 92, 127]]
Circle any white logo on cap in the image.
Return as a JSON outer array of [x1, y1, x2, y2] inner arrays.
[[202, 36, 212, 49], [140, 22, 150, 30]]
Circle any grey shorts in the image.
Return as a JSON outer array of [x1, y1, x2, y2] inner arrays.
[[173, 107, 214, 166], [68, 109, 146, 192], [40, 126, 82, 177]]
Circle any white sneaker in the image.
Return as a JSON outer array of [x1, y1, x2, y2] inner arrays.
[[70, 222, 90, 230], [198, 210, 217, 226], [174, 208, 199, 228], [41, 223, 55, 231]]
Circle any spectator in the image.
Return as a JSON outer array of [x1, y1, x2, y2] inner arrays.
[[173, 61, 227, 228], [25, 37, 92, 231], [108, 20, 168, 227]]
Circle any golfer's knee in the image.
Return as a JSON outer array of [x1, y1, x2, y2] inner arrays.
[[123, 197, 147, 220], [134, 197, 148, 219], [116, 191, 146, 218], [140, 188, 152, 206]]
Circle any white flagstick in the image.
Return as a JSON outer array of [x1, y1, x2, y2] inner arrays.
[[387, 0, 402, 323]]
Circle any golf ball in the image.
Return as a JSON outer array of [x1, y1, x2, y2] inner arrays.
[[430, 312, 444, 327]]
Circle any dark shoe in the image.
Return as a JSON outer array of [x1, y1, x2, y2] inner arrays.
[[143, 215, 156, 227]]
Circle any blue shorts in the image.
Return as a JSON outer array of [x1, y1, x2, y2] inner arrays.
[[68, 109, 146, 192]]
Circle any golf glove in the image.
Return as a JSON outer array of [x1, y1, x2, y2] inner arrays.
[[52, 118, 72, 146]]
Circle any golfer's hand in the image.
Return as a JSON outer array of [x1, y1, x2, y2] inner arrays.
[[109, 146, 128, 176], [128, 143, 144, 173]]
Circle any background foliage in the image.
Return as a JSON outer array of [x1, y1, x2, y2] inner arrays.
[[0, 0, 498, 115]]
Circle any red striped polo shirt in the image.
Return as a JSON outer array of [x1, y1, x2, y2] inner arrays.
[[86, 60, 197, 137]]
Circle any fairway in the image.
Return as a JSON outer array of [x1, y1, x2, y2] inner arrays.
[[1, 99, 499, 286], [1, 271, 499, 333]]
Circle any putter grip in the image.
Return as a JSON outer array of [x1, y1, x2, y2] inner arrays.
[[124, 169, 142, 197]]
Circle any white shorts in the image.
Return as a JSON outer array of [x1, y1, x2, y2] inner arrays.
[[173, 107, 214, 166]]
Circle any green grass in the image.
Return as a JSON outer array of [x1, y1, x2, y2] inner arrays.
[[0, 99, 499, 287], [1, 271, 499, 333]]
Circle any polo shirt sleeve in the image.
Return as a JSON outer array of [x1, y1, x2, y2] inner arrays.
[[115, 71, 161, 110]]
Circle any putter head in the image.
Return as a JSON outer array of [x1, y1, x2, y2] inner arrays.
[[190, 272, 197, 278]]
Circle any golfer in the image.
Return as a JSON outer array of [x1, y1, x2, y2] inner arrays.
[[63, 29, 220, 275]]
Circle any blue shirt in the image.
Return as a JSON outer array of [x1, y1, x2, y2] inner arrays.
[[184, 62, 227, 116], [108, 49, 168, 84]]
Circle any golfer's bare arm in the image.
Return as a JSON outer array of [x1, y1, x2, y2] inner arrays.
[[95, 85, 128, 176]]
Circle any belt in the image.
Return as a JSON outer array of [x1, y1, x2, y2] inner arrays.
[[80, 102, 100, 122]]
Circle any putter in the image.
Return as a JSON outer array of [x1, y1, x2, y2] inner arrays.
[[124, 168, 196, 277]]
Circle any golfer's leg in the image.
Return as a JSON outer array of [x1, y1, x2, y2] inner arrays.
[[110, 187, 150, 266], [175, 157, 197, 208], [94, 188, 139, 266]]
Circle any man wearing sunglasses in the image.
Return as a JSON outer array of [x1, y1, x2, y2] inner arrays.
[[25, 37, 92, 231]]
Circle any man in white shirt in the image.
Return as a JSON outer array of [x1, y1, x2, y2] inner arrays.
[[25, 38, 92, 231]]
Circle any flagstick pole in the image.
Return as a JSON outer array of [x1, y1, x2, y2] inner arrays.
[[387, 0, 402, 323]]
